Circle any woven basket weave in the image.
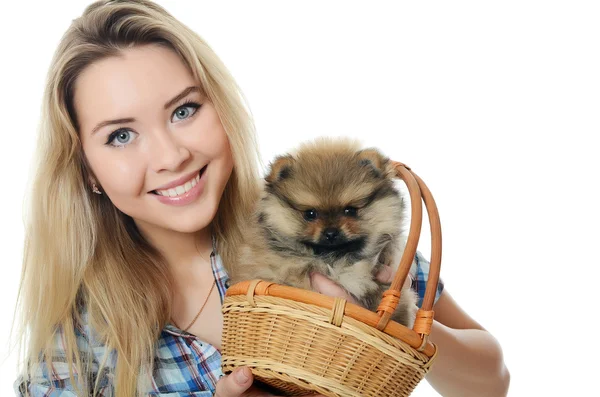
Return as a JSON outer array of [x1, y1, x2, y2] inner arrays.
[[222, 161, 442, 397]]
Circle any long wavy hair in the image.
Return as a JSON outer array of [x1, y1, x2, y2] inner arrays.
[[15, 0, 261, 395]]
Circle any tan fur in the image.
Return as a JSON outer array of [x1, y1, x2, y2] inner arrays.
[[232, 138, 418, 328], [265, 155, 294, 184]]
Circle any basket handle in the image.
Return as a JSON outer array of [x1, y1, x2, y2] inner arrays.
[[375, 162, 442, 342]]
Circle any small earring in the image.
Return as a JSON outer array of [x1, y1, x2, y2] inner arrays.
[[92, 183, 102, 195]]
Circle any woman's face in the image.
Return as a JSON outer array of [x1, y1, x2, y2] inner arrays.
[[76, 44, 233, 235]]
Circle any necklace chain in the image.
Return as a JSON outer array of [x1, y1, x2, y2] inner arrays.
[[172, 278, 216, 332]]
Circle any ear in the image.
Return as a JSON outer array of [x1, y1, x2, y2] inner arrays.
[[357, 148, 394, 178], [85, 165, 101, 187], [80, 153, 97, 186], [265, 155, 294, 184], [86, 173, 99, 189]]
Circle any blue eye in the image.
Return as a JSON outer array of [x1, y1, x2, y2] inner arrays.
[[172, 102, 201, 122], [106, 128, 137, 147], [104, 101, 201, 148]]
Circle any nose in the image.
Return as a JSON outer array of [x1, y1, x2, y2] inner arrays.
[[323, 228, 340, 243], [149, 130, 191, 173]]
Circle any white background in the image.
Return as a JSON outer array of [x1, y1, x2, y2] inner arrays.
[[1, 1, 598, 395]]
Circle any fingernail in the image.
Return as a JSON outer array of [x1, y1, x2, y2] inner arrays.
[[235, 367, 250, 384]]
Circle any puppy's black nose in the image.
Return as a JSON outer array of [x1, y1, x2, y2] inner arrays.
[[324, 228, 340, 243]]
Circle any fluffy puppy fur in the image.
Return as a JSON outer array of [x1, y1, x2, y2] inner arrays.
[[231, 138, 418, 328]]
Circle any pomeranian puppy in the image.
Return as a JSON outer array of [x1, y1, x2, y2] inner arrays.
[[231, 138, 418, 328]]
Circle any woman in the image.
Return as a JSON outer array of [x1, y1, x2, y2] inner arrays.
[[15, 1, 509, 396]]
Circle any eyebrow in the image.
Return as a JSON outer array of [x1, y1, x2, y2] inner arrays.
[[90, 86, 203, 134]]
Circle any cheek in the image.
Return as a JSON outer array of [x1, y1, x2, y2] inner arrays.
[[340, 218, 361, 237], [361, 198, 404, 234], [262, 198, 303, 236], [86, 149, 146, 198], [215, 135, 233, 173], [209, 127, 230, 157], [203, 127, 234, 196], [187, 104, 230, 157], [305, 220, 324, 240]]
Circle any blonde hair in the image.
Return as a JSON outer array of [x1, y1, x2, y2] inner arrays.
[[15, 0, 261, 395]]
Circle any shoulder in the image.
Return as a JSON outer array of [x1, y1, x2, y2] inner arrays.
[[15, 306, 116, 396]]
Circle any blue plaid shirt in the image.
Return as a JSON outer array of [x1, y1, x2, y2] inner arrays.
[[16, 250, 443, 396]]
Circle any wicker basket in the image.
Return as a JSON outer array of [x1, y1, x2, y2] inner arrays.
[[222, 161, 442, 397]]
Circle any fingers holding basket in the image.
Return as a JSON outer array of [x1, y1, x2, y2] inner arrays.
[[215, 367, 326, 397], [309, 272, 358, 304], [214, 367, 254, 396]]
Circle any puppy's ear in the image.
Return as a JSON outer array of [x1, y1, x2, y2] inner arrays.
[[357, 148, 394, 179], [266, 155, 294, 184]]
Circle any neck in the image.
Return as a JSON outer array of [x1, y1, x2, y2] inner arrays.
[[135, 221, 213, 269]]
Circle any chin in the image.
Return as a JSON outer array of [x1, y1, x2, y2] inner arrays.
[[170, 204, 218, 234]]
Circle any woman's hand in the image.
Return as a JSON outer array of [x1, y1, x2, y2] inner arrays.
[[309, 266, 412, 302], [214, 367, 325, 396]]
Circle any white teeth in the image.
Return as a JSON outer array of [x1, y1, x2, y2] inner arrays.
[[156, 171, 202, 197]]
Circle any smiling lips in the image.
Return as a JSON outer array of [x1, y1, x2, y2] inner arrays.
[[155, 172, 201, 197], [152, 165, 208, 206]]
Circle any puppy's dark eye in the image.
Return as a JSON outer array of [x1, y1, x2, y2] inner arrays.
[[343, 207, 358, 217], [303, 209, 318, 221]]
